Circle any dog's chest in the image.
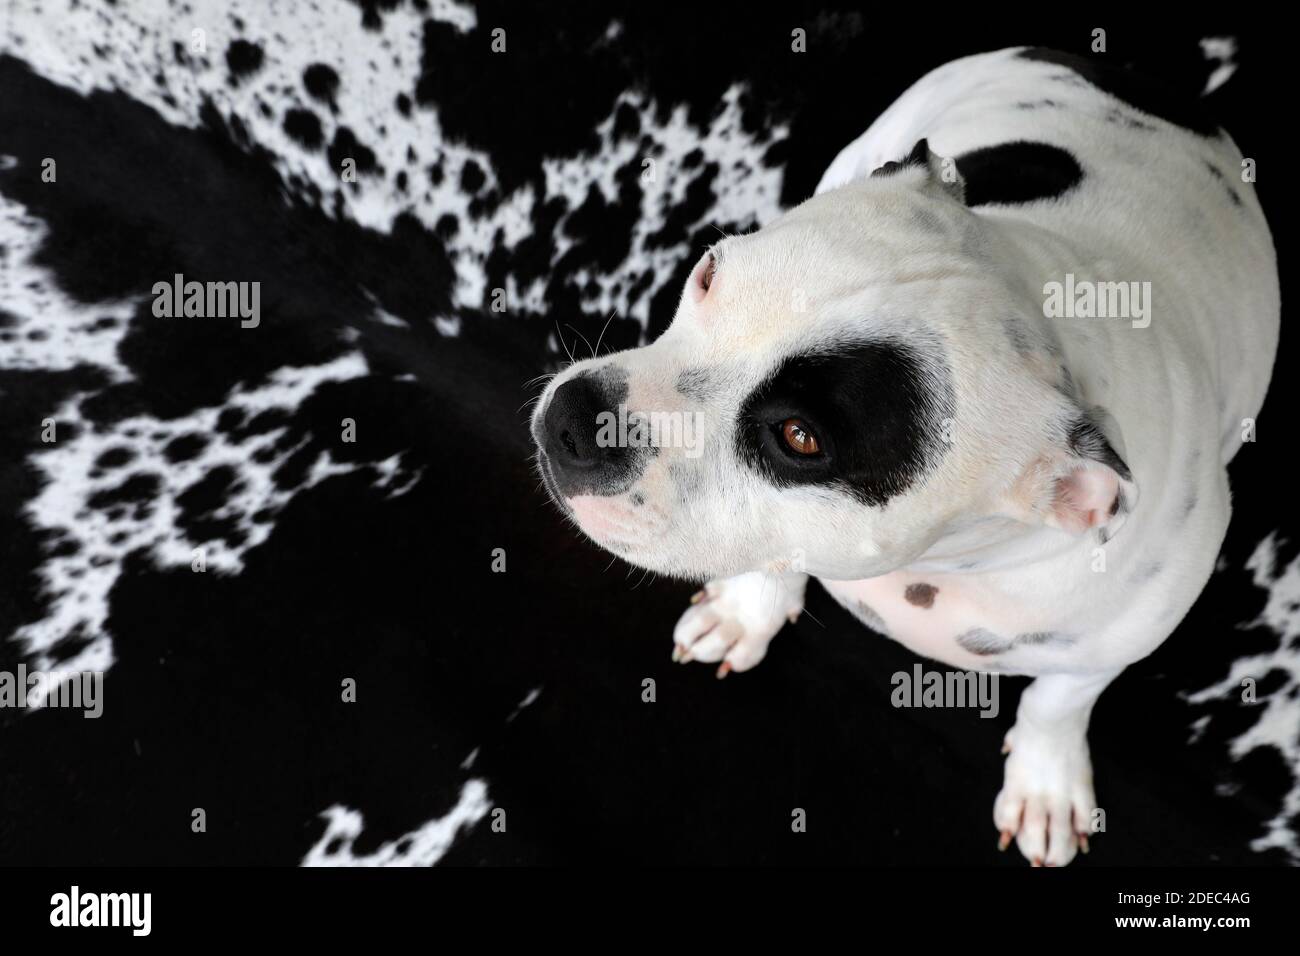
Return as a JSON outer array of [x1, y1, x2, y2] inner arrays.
[[818, 573, 1077, 672]]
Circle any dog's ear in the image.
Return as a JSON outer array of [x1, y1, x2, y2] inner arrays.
[[871, 138, 966, 204], [1001, 405, 1139, 543]]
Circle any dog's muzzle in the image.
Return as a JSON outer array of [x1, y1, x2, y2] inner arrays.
[[537, 372, 644, 498]]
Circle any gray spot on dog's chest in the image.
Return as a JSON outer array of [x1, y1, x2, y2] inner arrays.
[[955, 627, 1075, 656], [955, 628, 1010, 656], [853, 601, 889, 635]]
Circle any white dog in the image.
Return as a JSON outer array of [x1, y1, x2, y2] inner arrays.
[[531, 47, 1279, 866]]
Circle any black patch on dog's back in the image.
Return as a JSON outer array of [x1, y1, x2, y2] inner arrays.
[[736, 341, 952, 507], [1018, 47, 1222, 137], [954, 141, 1083, 207]]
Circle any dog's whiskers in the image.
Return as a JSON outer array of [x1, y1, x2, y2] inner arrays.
[[565, 322, 596, 360], [554, 321, 577, 364], [593, 309, 618, 358], [522, 372, 556, 389]]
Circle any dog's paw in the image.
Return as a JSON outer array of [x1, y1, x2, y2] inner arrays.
[[993, 724, 1096, 867], [671, 571, 804, 678]]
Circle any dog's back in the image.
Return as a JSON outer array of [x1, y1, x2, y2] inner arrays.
[[819, 47, 1279, 466]]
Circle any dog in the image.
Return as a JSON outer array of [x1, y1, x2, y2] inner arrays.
[[530, 47, 1279, 866]]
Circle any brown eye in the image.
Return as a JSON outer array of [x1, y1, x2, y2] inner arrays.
[[781, 419, 820, 455], [700, 253, 716, 292]]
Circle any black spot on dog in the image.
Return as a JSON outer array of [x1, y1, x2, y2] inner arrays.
[[737, 340, 954, 507], [1015, 99, 1061, 109], [954, 141, 1083, 207], [630, 492, 645, 507], [224, 40, 263, 84], [303, 64, 340, 107], [1018, 48, 1222, 137], [956, 628, 1010, 656], [1182, 491, 1199, 520], [282, 108, 324, 150], [904, 583, 938, 608]]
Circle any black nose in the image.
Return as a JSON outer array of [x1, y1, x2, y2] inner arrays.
[[542, 374, 622, 476]]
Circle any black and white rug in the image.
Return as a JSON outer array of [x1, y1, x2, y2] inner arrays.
[[0, 2, 1294, 865]]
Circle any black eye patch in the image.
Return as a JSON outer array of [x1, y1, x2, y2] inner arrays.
[[736, 341, 953, 506]]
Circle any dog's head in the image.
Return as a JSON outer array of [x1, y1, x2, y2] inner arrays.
[[531, 141, 1137, 581]]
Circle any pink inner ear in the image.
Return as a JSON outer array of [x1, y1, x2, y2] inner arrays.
[[1051, 463, 1121, 534]]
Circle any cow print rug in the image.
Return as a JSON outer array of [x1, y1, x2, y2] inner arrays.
[[1, 2, 1295, 865]]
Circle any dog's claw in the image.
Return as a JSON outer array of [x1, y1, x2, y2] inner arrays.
[[998, 830, 1013, 851], [689, 589, 707, 605], [1078, 834, 1090, 854], [716, 661, 732, 680], [1001, 739, 1012, 755]]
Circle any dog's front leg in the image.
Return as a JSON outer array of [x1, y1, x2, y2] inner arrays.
[[994, 668, 1121, 866], [671, 571, 808, 678]]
